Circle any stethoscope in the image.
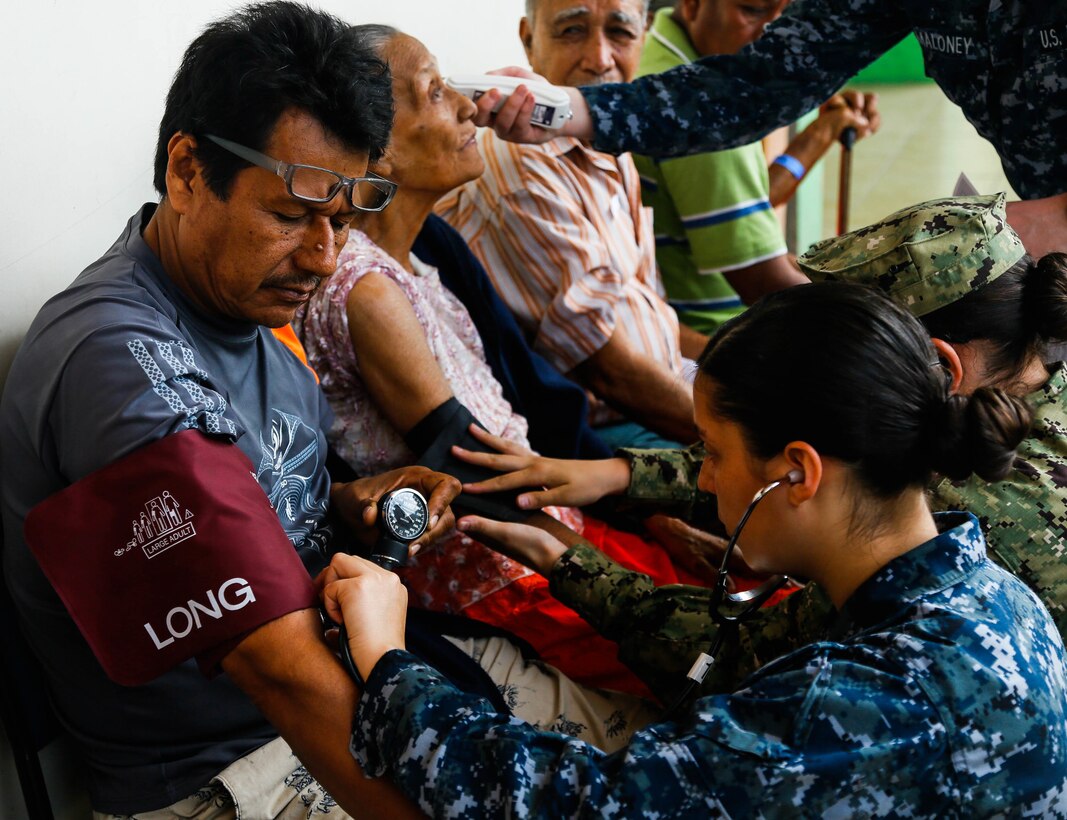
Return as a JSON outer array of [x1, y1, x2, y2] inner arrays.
[[335, 475, 803, 700], [665, 469, 802, 715]]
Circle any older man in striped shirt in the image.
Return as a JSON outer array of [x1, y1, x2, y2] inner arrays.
[[436, 0, 697, 449]]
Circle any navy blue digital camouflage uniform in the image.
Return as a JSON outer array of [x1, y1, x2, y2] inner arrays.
[[581, 0, 1067, 199], [351, 514, 1067, 818]]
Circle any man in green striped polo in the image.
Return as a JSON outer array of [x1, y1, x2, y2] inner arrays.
[[635, 0, 872, 332]]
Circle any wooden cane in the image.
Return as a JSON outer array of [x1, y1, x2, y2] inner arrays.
[[837, 126, 857, 236]]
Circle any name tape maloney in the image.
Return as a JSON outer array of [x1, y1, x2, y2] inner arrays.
[[917, 26, 1066, 56], [915, 30, 976, 56], [144, 578, 257, 650]]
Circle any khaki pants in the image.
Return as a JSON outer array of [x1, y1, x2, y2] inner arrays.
[[96, 636, 661, 818], [94, 735, 347, 819], [443, 634, 660, 754]]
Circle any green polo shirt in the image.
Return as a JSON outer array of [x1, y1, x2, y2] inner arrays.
[[634, 8, 787, 333]]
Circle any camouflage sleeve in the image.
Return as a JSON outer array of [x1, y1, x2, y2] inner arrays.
[[581, 0, 908, 158], [350, 648, 747, 816], [931, 470, 1067, 635], [616, 443, 710, 521], [928, 365, 1067, 639], [352, 645, 947, 818], [548, 544, 835, 705]]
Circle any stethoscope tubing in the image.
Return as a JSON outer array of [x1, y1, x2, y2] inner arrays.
[[664, 476, 795, 717], [708, 478, 792, 621]]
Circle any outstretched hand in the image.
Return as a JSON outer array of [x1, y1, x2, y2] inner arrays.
[[331, 466, 461, 549], [452, 424, 631, 509], [456, 514, 570, 575]]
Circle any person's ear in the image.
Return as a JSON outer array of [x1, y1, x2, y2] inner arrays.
[[519, 18, 534, 57], [680, 0, 700, 25], [369, 148, 397, 184], [164, 132, 202, 216], [931, 337, 964, 394], [777, 441, 822, 505]]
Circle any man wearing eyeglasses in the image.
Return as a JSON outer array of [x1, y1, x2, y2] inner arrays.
[[155, 127, 397, 331], [0, 4, 452, 818]]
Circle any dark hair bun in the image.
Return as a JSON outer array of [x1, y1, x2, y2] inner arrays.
[[1025, 252, 1067, 343], [930, 388, 1032, 482]]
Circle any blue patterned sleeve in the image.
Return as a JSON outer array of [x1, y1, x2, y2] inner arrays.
[[50, 310, 243, 484], [583, 0, 908, 157], [352, 647, 949, 818]]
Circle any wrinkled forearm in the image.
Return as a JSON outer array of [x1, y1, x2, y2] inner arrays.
[[578, 352, 696, 444]]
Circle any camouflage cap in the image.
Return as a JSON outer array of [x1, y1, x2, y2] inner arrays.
[[798, 193, 1026, 317]]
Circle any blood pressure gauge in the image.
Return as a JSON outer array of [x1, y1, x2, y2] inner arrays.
[[369, 488, 429, 570]]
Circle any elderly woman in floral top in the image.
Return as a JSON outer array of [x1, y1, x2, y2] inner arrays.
[[293, 28, 731, 697]]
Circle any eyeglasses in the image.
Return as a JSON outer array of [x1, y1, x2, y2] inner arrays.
[[204, 134, 397, 212]]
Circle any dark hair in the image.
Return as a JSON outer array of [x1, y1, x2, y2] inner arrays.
[[349, 23, 400, 59], [697, 283, 1032, 499], [153, 2, 394, 199], [921, 252, 1067, 385]]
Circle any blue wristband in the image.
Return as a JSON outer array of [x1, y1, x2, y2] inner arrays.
[[773, 153, 806, 181]]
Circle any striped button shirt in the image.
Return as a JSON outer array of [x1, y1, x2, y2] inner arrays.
[[435, 131, 684, 395]]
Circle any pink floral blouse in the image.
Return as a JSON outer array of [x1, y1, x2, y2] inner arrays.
[[295, 230, 581, 610]]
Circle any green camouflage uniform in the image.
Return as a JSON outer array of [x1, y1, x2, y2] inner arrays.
[[597, 444, 833, 701], [548, 534, 833, 704], [931, 363, 1067, 629], [800, 193, 1067, 635], [616, 442, 708, 521]]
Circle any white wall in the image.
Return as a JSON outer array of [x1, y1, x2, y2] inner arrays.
[[0, 0, 527, 387], [0, 2, 524, 815]]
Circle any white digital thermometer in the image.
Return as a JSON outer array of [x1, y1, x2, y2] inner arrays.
[[445, 74, 572, 130]]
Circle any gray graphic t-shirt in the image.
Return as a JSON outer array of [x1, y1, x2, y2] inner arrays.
[[0, 204, 334, 813]]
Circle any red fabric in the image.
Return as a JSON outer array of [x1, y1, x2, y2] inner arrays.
[[460, 516, 797, 698], [462, 516, 709, 699], [24, 430, 316, 686]]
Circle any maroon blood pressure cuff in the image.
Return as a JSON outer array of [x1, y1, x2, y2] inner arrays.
[[24, 429, 316, 686]]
